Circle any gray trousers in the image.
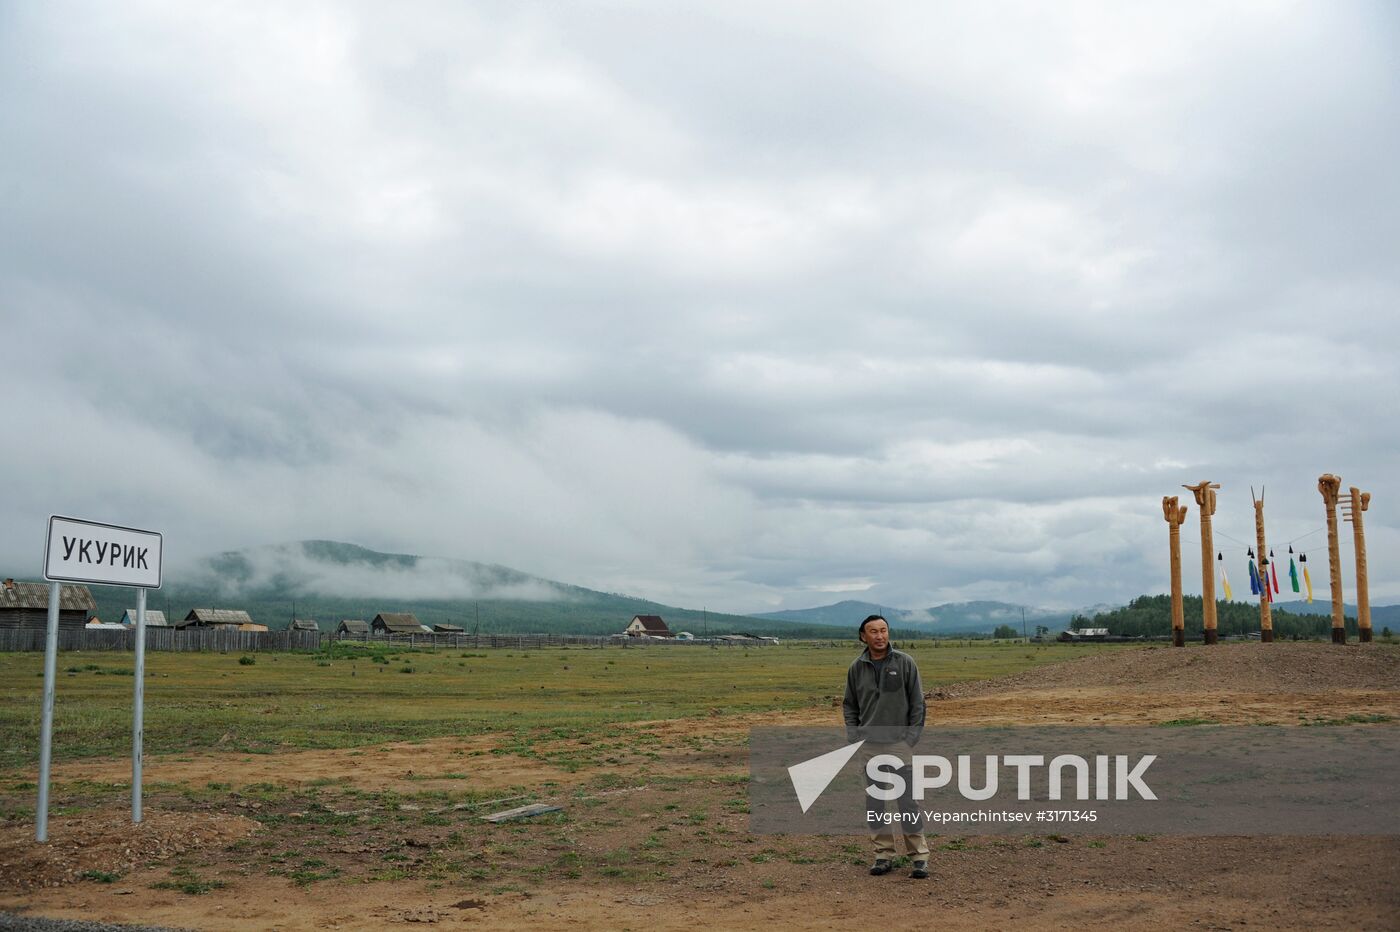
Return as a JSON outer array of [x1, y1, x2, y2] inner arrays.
[[860, 743, 929, 860]]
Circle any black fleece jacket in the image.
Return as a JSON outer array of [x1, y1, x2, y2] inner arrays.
[[842, 647, 925, 745]]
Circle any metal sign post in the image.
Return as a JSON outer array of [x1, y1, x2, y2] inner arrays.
[[133, 586, 147, 823], [36, 582, 60, 842], [38, 515, 163, 842]]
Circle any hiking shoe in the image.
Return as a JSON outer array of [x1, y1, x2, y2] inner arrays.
[[869, 859, 892, 876], [910, 861, 929, 879]]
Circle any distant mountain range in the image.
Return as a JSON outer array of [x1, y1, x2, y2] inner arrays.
[[8, 540, 848, 638], [755, 599, 1114, 635], [30, 539, 1387, 641]]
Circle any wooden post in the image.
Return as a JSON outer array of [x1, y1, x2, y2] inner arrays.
[[1342, 486, 1372, 643], [1185, 481, 1221, 644], [1163, 496, 1188, 647], [1318, 474, 1346, 644], [1252, 489, 1273, 642]]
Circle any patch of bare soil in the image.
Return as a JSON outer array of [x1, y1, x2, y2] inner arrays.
[[918, 643, 1400, 727], [4, 827, 1396, 931], [925, 686, 1400, 726], [934, 642, 1400, 697], [37, 736, 576, 796], [0, 810, 259, 892]]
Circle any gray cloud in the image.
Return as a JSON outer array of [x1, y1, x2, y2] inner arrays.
[[3, 2, 1397, 614]]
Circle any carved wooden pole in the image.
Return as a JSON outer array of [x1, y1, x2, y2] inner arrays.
[[1342, 486, 1372, 643], [1318, 474, 1346, 644], [1163, 496, 1188, 647], [1185, 481, 1220, 644], [1252, 488, 1273, 642]]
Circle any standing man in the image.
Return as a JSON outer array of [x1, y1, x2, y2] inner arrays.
[[842, 614, 929, 879]]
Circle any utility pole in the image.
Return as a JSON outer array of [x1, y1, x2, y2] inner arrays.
[[1318, 474, 1346, 643], [1342, 486, 1372, 642], [1163, 496, 1188, 647], [1251, 487, 1274, 642], [1184, 481, 1221, 644]]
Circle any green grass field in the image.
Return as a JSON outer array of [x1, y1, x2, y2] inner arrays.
[[0, 640, 1122, 771]]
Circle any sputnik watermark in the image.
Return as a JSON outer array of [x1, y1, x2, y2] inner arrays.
[[788, 739, 865, 813], [869, 808, 1098, 825], [865, 752, 1156, 802], [788, 740, 1155, 812], [753, 726, 1400, 836]]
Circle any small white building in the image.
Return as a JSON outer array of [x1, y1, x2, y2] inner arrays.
[[625, 615, 673, 638]]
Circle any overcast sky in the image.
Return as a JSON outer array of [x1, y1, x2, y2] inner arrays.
[[3, 2, 1397, 614]]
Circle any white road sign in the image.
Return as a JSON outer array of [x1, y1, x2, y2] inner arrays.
[[44, 515, 163, 589]]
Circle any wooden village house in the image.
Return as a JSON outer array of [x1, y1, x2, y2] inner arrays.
[[337, 619, 370, 636], [371, 612, 431, 635], [178, 609, 266, 631], [0, 579, 95, 628], [119, 609, 168, 627]]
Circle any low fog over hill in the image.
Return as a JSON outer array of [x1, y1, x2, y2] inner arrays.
[[756, 599, 1109, 635], [40, 541, 847, 637]]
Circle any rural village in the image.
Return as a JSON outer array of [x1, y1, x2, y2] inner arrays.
[[4, 2, 1397, 930]]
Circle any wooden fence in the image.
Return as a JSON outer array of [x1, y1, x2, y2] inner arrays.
[[0, 628, 774, 653], [323, 633, 770, 650], [0, 627, 322, 653], [327, 632, 610, 650]]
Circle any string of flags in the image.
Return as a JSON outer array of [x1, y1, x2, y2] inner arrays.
[[1238, 546, 1312, 604]]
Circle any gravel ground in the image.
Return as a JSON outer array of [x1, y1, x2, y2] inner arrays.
[[0, 915, 192, 932], [0, 811, 259, 894], [931, 640, 1400, 698]]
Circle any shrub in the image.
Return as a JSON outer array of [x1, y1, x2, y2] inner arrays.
[[81, 870, 120, 883], [238, 656, 256, 666]]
